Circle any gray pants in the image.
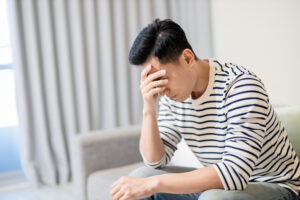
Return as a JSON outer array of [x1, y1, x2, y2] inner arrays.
[[128, 165, 298, 200]]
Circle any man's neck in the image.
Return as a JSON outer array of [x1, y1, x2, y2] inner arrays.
[[191, 59, 210, 100]]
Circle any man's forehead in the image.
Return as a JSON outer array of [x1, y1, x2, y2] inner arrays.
[[141, 63, 161, 70], [150, 65, 163, 74], [142, 57, 164, 72]]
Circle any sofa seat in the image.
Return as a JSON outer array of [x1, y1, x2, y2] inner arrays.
[[87, 162, 145, 200]]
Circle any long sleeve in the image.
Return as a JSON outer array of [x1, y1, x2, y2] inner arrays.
[[143, 96, 182, 169], [213, 74, 269, 190]]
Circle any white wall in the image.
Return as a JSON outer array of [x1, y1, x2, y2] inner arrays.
[[210, 0, 300, 106]]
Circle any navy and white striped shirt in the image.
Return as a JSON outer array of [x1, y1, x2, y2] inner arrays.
[[142, 59, 300, 195]]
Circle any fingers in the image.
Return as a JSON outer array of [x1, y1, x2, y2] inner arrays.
[[159, 87, 167, 96], [142, 79, 168, 94], [141, 69, 166, 89], [140, 69, 167, 96], [140, 65, 168, 104], [110, 179, 123, 199], [141, 64, 152, 82], [110, 181, 118, 190], [113, 189, 124, 200], [110, 185, 120, 198], [146, 87, 166, 98]]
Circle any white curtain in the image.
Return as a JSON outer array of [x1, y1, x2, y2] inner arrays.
[[9, 0, 212, 186]]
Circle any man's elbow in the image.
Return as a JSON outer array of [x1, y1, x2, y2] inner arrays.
[[140, 151, 167, 169]]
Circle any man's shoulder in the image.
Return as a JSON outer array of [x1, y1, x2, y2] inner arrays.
[[212, 60, 263, 85], [213, 59, 258, 78]]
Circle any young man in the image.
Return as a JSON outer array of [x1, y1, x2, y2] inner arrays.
[[110, 19, 300, 200]]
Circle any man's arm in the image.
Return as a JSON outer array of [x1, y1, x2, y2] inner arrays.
[[110, 163, 224, 199], [139, 65, 168, 164], [140, 109, 165, 163], [150, 165, 224, 194], [140, 95, 182, 168]]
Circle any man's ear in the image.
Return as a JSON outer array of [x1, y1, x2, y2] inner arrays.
[[181, 49, 194, 66]]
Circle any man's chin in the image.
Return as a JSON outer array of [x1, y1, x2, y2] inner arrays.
[[175, 96, 188, 102]]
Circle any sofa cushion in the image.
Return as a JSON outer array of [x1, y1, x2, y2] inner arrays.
[[87, 162, 144, 200], [275, 106, 300, 158]]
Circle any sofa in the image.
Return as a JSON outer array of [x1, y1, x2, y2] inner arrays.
[[71, 106, 300, 200]]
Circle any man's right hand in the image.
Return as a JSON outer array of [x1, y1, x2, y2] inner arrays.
[[140, 65, 168, 112]]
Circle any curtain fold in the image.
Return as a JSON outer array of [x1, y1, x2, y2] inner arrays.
[[9, 0, 212, 186]]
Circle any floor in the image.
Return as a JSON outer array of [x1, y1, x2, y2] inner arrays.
[[0, 182, 74, 200]]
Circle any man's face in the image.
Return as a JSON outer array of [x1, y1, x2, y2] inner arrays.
[[141, 56, 194, 102]]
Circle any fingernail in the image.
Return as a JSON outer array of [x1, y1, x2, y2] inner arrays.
[[161, 70, 166, 74]]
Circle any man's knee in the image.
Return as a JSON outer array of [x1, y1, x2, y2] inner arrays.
[[132, 193, 170, 200], [198, 189, 255, 200], [198, 189, 225, 200], [128, 165, 168, 178]]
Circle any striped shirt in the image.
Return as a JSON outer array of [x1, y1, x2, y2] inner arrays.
[[142, 59, 300, 195]]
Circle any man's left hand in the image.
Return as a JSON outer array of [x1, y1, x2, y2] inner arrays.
[[110, 176, 158, 200]]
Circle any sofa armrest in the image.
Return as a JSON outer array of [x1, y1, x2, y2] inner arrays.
[[71, 124, 143, 200]]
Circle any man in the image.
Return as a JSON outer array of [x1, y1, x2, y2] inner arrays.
[[110, 19, 300, 200]]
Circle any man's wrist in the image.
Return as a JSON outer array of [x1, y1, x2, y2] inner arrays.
[[143, 108, 156, 116], [147, 175, 161, 194]]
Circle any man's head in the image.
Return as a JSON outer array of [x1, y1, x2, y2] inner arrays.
[[128, 18, 198, 65], [128, 19, 205, 102]]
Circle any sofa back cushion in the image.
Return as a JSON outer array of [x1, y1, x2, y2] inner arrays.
[[275, 106, 300, 159]]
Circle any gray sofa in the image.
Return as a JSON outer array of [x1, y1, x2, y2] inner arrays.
[[72, 106, 300, 200], [72, 125, 144, 200]]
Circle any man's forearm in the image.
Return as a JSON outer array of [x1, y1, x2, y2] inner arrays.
[[140, 109, 165, 163], [150, 165, 224, 194]]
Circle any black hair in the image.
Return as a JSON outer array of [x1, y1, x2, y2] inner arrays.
[[128, 18, 198, 65]]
